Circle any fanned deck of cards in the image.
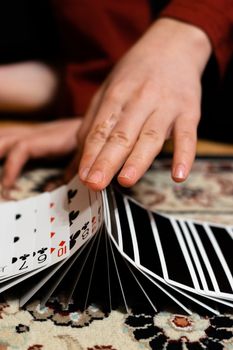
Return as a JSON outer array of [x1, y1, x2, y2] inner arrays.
[[0, 175, 233, 315]]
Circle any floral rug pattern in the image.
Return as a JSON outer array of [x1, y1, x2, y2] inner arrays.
[[0, 158, 232, 350]]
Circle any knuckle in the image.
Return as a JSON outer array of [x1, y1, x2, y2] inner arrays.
[[181, 112, 200, 125], [16, 140, 28, 152], [137, 81, 155, 98], [100, 158, 112, 168], [140, 129, 161, 142], [177, 130, 197, 145], [180, 149, 191, 157], [129, 153, 147, 164], [80, 153, 94, 165], [189, 114, 200, 125], [95, 158, 114, 172], [182, 129, 196, 138], [87, 123, 109, 143], [107, 131, 131, 149], [104, 85, 123, 103]]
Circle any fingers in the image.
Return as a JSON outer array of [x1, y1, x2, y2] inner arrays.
[[79, 112, 120, 175], [2, 141, 30, 188], [81, 107, 172, 190], [2, 136, 57, 189], [0, 136, 20, 158], [171, 114, 198, 182], [75, 84, 109, 168], [0, 127, 33, 159], [1, 119, 82, 189], [118, 111, 170, 187], [79, 104, 199, 190], [78, 94, 128, 175]]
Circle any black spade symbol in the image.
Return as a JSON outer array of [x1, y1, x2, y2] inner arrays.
[[69, 210, 80, 226], [15, 214, 21, 220], [68, 189, 78, 204]]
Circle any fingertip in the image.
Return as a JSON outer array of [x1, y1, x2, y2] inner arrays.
[[172, 175, 187, 183], [117, 175, 136, 187], [79, 167, 90, 182], [171, 163, 188, 182], [117, 165, 137, 187], [83, 180, 106, 192]]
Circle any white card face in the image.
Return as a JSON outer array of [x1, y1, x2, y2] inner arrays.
[[11, 197, 37, 275], [67, 175, 92, 254], [90, 190, 102, 236], [49, 185, 70, 264], [33, 193, 51, 269], [97, 191, 103, 228], [0, 202, 16, 278]]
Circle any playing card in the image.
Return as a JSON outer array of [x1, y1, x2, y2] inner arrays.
[[0, 202, 16, 278], [49, 185, 70, 264], [97, 191, 103, 228], [187, 221, 233, 298], [125, 197, 165, 278], [106, 190, 223, 314], [33, 193, 51, 269], [211, 225, 233, 288], [67, 175, 92, 254], [150, 213, 198, 291], [107, 189, 134, 260], [11, 197, 37, 275], [203, 223, 233, 295], [104, 189, 194, 314], [89, 190, 101, 236]]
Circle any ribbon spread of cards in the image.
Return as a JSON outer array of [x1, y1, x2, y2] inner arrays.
[[0, 175, 233, 315]]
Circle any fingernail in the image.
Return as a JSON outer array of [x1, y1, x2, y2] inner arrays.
[[79, 167, 90, 181], [173, 164, 186, 180], [119, 166, 136, 180], [86, 170, 104, 184]]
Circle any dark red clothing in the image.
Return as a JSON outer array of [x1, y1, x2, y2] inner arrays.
[[53, 0, 151, 115], [52, 0, 233, 116], [161, 0, 233, 77]]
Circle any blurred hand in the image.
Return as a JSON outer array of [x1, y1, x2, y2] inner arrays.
[[77, 18, 212, 191], [1, 118, 82, 189]]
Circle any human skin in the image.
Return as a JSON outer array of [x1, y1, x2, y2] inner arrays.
[[77, 18, 212, 191], [0, 119, 82, 189], [0, 61, 58, 112], [0, 18, 211, 189]]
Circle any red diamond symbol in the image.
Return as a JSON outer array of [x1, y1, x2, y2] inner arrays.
[[50, 248, 55, 254], [59, 240, 66, 247], [50, 232, 55, 238]]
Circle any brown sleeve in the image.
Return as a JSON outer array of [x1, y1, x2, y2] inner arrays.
[[159, 0, 233, 76]]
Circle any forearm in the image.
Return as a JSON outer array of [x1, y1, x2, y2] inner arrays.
[[0, 61, 58, 112], [136, 18, 212, 77], [159, 0, 233, 76]]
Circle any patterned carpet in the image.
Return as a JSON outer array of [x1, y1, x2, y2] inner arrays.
[[0, 157, 232, 350]]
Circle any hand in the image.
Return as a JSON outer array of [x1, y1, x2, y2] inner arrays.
[[77, 18, 212, 191], [1, 118, 82, 189]]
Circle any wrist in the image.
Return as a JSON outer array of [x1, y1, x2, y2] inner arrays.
[[147, 18, 212, 76]]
